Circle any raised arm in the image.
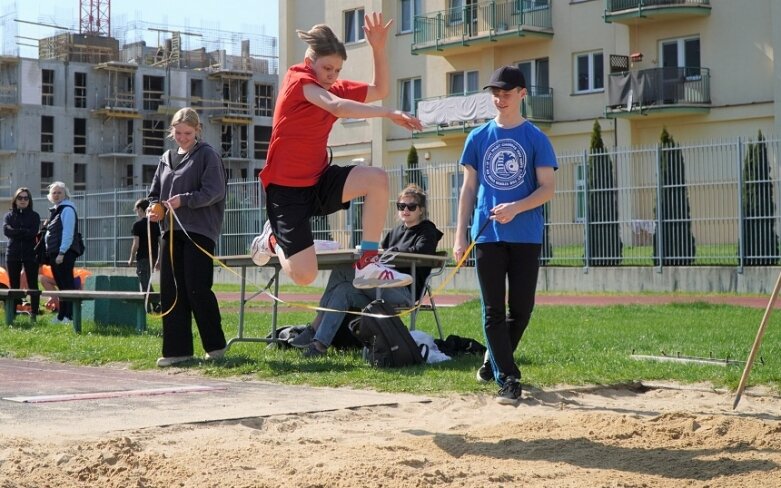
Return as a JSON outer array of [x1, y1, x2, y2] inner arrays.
[[363, 12, 393, 103], [303, 83, 422, 131]]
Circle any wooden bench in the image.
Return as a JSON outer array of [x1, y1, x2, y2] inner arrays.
[[0, 288, 43, 325], [40, 290, 160, 334]]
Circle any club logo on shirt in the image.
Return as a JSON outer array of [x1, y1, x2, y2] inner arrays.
[[483, 139, 526, 190]]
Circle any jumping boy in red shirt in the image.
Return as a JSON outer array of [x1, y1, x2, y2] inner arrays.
[[252, 12, 422, 289]]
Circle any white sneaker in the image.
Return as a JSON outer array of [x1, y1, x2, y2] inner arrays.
[[250, 220, 275, 266], [204, 347, 227, 360], [156, 356, 194, 367], [353, 250, 413, 289]]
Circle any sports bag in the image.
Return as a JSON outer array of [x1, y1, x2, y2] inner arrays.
[[349, 299, 427, 368]]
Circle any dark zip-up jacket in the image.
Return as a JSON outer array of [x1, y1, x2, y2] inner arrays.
[[381, 219, 444, 299], [148, 141, 226, 243], [3, 207, 41, 261]]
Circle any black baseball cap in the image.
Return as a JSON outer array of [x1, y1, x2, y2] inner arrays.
[[483, 65, 526, 90]]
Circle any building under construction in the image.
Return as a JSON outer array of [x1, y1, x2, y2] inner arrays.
[[0, 1, 278, 196]]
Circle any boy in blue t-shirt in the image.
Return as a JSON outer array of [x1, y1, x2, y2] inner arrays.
[[454, 65, 558, 405]]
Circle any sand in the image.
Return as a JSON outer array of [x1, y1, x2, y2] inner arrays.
[[1, 381, 780, 487]]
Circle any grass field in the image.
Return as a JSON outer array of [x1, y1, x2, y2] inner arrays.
[[1, 296, 779, 395]]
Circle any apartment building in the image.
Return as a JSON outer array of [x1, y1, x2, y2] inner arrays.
[[0, 28, 278, 196], [280, 0, 779, 165]]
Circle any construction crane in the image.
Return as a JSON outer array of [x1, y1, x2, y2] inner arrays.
[[80, 0, 110, 37]]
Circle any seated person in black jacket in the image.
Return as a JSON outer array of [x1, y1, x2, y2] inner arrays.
[[294, 184, 443, 357]]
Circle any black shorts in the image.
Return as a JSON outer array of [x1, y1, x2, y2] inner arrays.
[[265, 164, 355, 258]]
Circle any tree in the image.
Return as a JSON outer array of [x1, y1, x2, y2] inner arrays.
[[741, 130, 779, 265], [405, 145, 425, 190], [585, 120, 622, 266], [653, 127, 696, 266]]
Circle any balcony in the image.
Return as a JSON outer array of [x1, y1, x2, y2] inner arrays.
[[604, 0, 711, 24], [416, 88, 553, 136], [93, 62, 140, 119], [412, 0, 553, 56], [606, 67, 711, 118]]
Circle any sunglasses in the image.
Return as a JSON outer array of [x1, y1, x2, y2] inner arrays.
[[16, 196, 30, 201], [396, 203, 419, 211]]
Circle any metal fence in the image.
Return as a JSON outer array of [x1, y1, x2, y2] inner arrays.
[[8, 134, 780, 271]]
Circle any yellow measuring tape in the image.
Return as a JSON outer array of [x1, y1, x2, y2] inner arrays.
[[147, 205, 479, 320]]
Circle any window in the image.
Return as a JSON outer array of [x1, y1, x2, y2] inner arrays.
[[73, 163, 86, 193], [74, 72, 87, 108], [254, 83, 274, 117], [400, 0, 421, 33], [41, 69, 54, 105], [515, 0, 549, 12], [142, 165, 157, 185], [190, 79, 203, 107], [574, 51, 604, 93], [518, 58, 550, 93], [448, 70, 479, 95], [142, 75, 164, 110], [449, 0, 477, 35], [661, 37, 701, 78], [124, 120, 134, 153], [344, 8, 365, 43], [41, 116, 54, 152], [141, 119, 165, 155], [125, 164, 134, 187], [254, 125, 271, 160], [40, 162, 54, 195], [399, 77, 421, 113], [73, 118, 86, 154]]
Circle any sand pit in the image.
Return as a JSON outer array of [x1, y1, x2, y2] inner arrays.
[[1, 381, 780, 487]]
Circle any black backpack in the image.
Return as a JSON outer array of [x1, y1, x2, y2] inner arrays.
[[349, 299, 428, 368]]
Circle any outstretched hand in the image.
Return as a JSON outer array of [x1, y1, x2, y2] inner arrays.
[[363, 12, 392, 50], [389, 110, 423, 131]]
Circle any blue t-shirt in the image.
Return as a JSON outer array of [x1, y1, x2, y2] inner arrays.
[[460, 120, 558, 244]]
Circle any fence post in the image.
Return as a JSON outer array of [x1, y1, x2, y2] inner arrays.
[[655, 143, 663, 273], [736, 137, 745, 274], [582, 150, 590, 273]]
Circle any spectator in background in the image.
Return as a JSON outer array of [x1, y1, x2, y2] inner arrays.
[[128, 199, 161, 312], [3, 187, 41, 317], [148, 107, 228, 367], [44, 181, 80, 324], [292, 184, 443, 357], [24, 265, 91, 313]]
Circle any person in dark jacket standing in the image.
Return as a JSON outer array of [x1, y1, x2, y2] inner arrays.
[[128, 199, 161, 312], [292, 184, 443, 357], [44, 181, 79, 324], [3, 187, 41, 316], [148, 107, 227, 367]]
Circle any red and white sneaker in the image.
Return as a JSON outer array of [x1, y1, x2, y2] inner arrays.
[[250, 220, 275, 266], [353, 250, 413, 289]]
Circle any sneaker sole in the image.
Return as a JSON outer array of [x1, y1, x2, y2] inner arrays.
[[352, 277, 414, 289], [476, 369, 491, 383], [251, 252, 271, 266], [495, 395, 521, 406]]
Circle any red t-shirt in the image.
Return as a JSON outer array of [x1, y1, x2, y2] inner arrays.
[[260, 63, 368, 188]]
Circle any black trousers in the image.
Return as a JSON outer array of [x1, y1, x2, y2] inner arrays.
[[7, 258, 40, 314], [475, 242, 541, 384], [51, 251, 77, 320], [160, 231, 225, 357]]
